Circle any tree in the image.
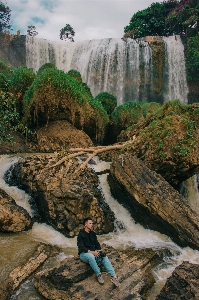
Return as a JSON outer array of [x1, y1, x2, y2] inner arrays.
[[60, 24, 75, 42], [27, 25, 38, 36], [0, 1, 11, 32]]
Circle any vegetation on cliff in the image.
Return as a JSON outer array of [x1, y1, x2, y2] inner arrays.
[[95, 92, 117, 116]]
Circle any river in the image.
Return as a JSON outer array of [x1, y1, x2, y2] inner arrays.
[[0, 154, 199, 299]]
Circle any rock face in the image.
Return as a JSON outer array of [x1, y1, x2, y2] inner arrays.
[[35, 120, 93, 152], [34, 245, 168, 300], [8, 154, 114, 237], [156, 262, 199, 299], [0, 188, 33, 232], [108, 154, 199, 250]]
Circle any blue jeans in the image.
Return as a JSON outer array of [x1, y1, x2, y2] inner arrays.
[[80, 252, 116, 276]]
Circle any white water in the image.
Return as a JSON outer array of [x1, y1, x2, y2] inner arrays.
[[26, 35, 188, 104], [1, 155, 199, 299], [163, 35, 188, 104]]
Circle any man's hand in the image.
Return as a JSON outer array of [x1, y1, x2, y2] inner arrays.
[[89, 250, 101, 256]]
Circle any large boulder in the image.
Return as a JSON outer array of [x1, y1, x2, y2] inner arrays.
[[156, 262, 199, 299], [7, 154, 114, 237], [108, 154, 199, 250], [0, 188, 33, 232], [34, 245, 169, 300]]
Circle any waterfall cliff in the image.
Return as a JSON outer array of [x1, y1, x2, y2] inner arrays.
[[26, 35, 188, 105]]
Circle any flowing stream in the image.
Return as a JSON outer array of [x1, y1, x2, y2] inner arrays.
[[1, 155, 199, 299]]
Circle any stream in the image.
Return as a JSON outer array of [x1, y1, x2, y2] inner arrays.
[[1, 154, 199, 299]]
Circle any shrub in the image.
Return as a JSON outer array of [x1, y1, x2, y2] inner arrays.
[[0, 59, 13, 78], [95, 92, 117, 115], [9, 67, 36, 119], [0, 73, 8, 91], [82, 82, 93, 98], [68, 69, 82, 83], [37, 63, 56, 76]]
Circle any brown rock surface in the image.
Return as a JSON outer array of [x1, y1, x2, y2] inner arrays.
[[108, 154, 199, 250], [35, 120, 93, 152], [0, 243, 55, 300], [34, 245, 169, 300], [0, 188, 33, 232], [156, 261, 199, 299], [8, 154, 114, 237]]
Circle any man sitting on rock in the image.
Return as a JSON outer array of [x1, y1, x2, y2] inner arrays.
[[77, 217, 120, 286]]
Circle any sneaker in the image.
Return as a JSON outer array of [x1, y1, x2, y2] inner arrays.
[[97, 274, 104, 284], [111, 276, 120, 287]]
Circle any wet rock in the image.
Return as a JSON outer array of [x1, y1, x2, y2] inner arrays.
[[0, 243, 55, 300], [34, 245, 169, 300], [0, 188, 33, 232], [156, 261, 199, 299], [7, 154, 114, 237], [108, 154, 199, 250]]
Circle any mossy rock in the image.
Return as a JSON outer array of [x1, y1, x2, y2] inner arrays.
[[23, 68, 108, 144], [95, 92, 117, 115], [9, 67, 36, 119], [68, 69, 82, 83], [37, 63, 56, 76]]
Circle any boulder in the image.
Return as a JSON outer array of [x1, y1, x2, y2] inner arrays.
[[156, 261, 199, 299], [35, 120, 93, 152], [7, 154, 114, 237], [34, 245, 169, 300], [0, 188, 33, 232], [108, 154, 199, 250]]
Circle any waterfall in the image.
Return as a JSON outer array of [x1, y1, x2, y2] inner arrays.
[[163, 35, 188, 104], [26, 35, 188, 104]]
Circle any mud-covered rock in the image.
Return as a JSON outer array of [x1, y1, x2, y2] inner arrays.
[[156, 261, 199, 299], [7, 154, 114, 237], [34, 245, 169, 300], [108, 154, 199, 250], [0, 188, 33, 232]]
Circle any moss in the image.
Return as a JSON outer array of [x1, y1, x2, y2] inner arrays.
[[9, 67, 36, 119], [81, 82, 93, 98], [95, 92, 117, 115], [68, 69, 82, 83], [37, 63, 56, 76]]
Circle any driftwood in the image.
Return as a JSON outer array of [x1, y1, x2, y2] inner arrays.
[[48, 142, 131, 172], [0, 243, 54, 300]]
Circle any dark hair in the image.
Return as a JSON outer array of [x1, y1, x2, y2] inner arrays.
[[83, 217, 92, 225]]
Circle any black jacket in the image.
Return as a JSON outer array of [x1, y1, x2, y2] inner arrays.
[[77, 229, 101, 254]]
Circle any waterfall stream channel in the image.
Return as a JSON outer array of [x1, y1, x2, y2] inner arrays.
[[1, 154, 199, 299]]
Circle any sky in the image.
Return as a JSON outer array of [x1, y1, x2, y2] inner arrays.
[[5, 0, 157, 43]]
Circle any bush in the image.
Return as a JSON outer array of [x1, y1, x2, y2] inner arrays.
[[186, 34, 199, 82], [37, 63, 56, 76], [82, 82, 93, 98], [0, 59, 13, 78], [95, 92, 117, 115], [68, 69, 82, 83], [0, 73, 8, 91], [9, 67, 36, 118]]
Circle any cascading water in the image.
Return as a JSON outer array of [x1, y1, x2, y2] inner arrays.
[[26, 35, 188, 104], [1, 155, 199, 299]]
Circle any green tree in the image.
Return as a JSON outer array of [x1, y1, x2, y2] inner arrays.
[[27, 25, 38, 36], [0, 1, 11, 32], [60, 24, 75, 42]]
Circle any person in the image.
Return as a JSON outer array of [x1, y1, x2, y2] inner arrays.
[[77, 217, 120, 286]]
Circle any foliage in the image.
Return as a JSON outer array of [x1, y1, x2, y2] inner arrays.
[[9, 67, 36, 118], [95, 92, 117, 115], [37, 63, 56, 75], [124, 1, 179, 39], [186, 33, 199, 82], [166, 0, 199, 34], [0, 72, 8, 91], [68, 69, 82, 83], [60, 24, 75, 42], [0, 1, 11, 32], [0, 91, 20, 143], [27, 25, 38, 36], [0, 59, 12, 78], [81, 82, 93, 98], [88, 98, 109, 143]]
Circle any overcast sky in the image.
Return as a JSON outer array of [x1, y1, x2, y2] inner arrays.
[[6, 0, 157, 42]]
